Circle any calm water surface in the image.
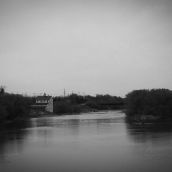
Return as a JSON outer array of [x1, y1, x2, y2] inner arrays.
[[0, 110, 172, 172]]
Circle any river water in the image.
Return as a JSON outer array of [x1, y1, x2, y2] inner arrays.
[[0, 110, 172, 172]]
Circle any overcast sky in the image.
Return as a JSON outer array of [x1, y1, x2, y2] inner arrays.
[[0, 0, 172, 97]]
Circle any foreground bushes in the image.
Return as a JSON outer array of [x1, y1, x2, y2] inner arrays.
[[125, 89, 172, 121], [0, 93, 33, 122]]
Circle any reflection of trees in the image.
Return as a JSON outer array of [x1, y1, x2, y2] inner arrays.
[[126, 119, 172, 143], [0, 120, 30, 161], [32, 117, 80, 128], [32, 117, 80, 136]]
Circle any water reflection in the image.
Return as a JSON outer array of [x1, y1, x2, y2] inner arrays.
[[0, 111, 172, 172], [125, 120, 172, 172], [31, 112, 124, 128], [0, 121, 30, 162], [126, 121, 172, 143]]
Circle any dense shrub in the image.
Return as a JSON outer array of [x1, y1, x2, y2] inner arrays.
[[86, 95, 124, 110], [53, 94, 124, 114], [53, 100, 81, 114], [0, 93, 33, 122], [125, 89, 172, 120]]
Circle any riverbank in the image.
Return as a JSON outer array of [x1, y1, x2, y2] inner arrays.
[[0, 92, 33, 124], [53, 94, 124, 114], [125, 89, 172, 123], [1, 88, 172, 124]]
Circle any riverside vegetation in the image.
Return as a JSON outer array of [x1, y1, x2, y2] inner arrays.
[[0, 87, 33, 123], [125, 89, 172, 122], [53, 94, 124, 114], [0, 87, 124, 123], [1, 87, 172, 123]]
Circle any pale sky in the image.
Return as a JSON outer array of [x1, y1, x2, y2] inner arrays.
[[0, 0, 172, 97]]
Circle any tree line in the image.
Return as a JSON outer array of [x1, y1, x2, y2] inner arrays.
[[53, 94, 124, 114], [0, 87, 33, 123], [125, 89, 172, 122], [1, 86, 172, 123]]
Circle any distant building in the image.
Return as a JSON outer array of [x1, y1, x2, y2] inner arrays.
[[32, 93, 53, 113]]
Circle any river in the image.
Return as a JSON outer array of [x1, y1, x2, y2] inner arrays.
[[0, 110, 172, 172]]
